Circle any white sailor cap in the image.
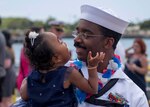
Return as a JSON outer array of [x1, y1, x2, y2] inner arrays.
[[80, 5, 129, 34]]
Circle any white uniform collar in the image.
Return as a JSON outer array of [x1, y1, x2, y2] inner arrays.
[[111, 67, 129, 80]]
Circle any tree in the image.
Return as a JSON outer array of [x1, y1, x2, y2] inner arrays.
[[44, 16, 56, 30], [32, 20, 44, 27], [140, 19, 150, 30], [1, 17, 33, 29], [63, 20, 79, 37]]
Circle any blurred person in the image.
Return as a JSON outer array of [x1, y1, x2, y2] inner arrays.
[[48, 20, 73, 60], [1, 30, 16, 107], [16, 27, 44, 91], [48, 20, 64, 39], [124, 38, 148, 95], [0, 17, 6, 107], [48, 20, 75, 60]]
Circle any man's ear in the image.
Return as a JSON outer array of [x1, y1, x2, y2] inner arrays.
[[104, 37, 114, 49]]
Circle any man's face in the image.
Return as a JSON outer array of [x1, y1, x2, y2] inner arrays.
[[74, 19, 105, 62]]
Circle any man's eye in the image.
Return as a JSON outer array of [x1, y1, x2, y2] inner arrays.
[[83, 33, 89, 39]]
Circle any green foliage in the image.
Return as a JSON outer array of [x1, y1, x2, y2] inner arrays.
[[140, 19, 150, 30], [64, 21, 79, 36], [44, 17, 56, 30], [128, 23, 135, 26], [32, 20, 44, 27], [2, 16, 149, 37], [0, 17, 79, 37], [1, 17, 33, 29]]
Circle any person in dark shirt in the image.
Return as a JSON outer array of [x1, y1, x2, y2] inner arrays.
[[124, 38, 148, 95]]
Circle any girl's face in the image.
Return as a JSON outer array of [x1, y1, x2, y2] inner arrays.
[[46, 32, 71, 65], [133, 42, 141, 54]]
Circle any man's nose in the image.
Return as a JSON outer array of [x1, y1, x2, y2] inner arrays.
[[74, 36, 82, 43]]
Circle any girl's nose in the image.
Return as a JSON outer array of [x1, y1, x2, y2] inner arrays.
[[63, 42, 67, 46]]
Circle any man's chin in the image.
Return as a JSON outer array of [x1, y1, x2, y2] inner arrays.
[[77, 56, 87, 62], [75, 47, 87, 61]]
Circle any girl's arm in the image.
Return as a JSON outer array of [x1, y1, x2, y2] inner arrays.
[[68, 52, 105, 94], [20, 78, 28, 101]]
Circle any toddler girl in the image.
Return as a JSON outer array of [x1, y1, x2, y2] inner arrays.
[[20, 31, 105, 107]]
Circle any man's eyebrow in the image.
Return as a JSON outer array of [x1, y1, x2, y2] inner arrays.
[[82, 29, 93, 33], [75, 27, 93, 34]]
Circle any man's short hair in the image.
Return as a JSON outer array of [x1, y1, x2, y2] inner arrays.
[[99, 25, 122, 49]]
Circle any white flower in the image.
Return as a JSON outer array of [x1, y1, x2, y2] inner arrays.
[[28, 31, 39, 46], [107, 60, 118, 70], [29, 31, 39, 39]]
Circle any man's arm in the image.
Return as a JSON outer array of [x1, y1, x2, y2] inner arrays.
[[135, 93, 149, 107]]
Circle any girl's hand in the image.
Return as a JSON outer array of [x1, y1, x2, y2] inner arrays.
[[87, 51, 105, 68]]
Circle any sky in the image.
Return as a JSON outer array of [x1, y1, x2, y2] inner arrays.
[[0, 0, 150, 24]]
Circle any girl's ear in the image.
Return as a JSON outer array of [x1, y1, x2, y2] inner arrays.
[[52, 54, 62, 65], [104, 37, 114, 49]]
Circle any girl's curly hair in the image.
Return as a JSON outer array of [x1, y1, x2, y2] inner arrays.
[[24, 31, 55, 70]]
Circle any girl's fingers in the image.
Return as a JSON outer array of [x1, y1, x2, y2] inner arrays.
[[95, 52, 99, 58], [88, 51, 92, 60], [101, 52, 105, 59], [99, 52, 105, 62], [92, 52, 99, 59], [88, 51, 105, 63]]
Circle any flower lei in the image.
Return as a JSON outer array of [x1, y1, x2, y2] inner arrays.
[[69, 54, 121, 103]]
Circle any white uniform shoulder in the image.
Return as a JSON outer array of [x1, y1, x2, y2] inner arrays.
[[79, 67, 149, 107], [106, 68, 149, 107]]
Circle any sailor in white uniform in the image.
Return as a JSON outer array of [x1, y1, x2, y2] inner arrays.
[[72, 4, 149, 107]]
